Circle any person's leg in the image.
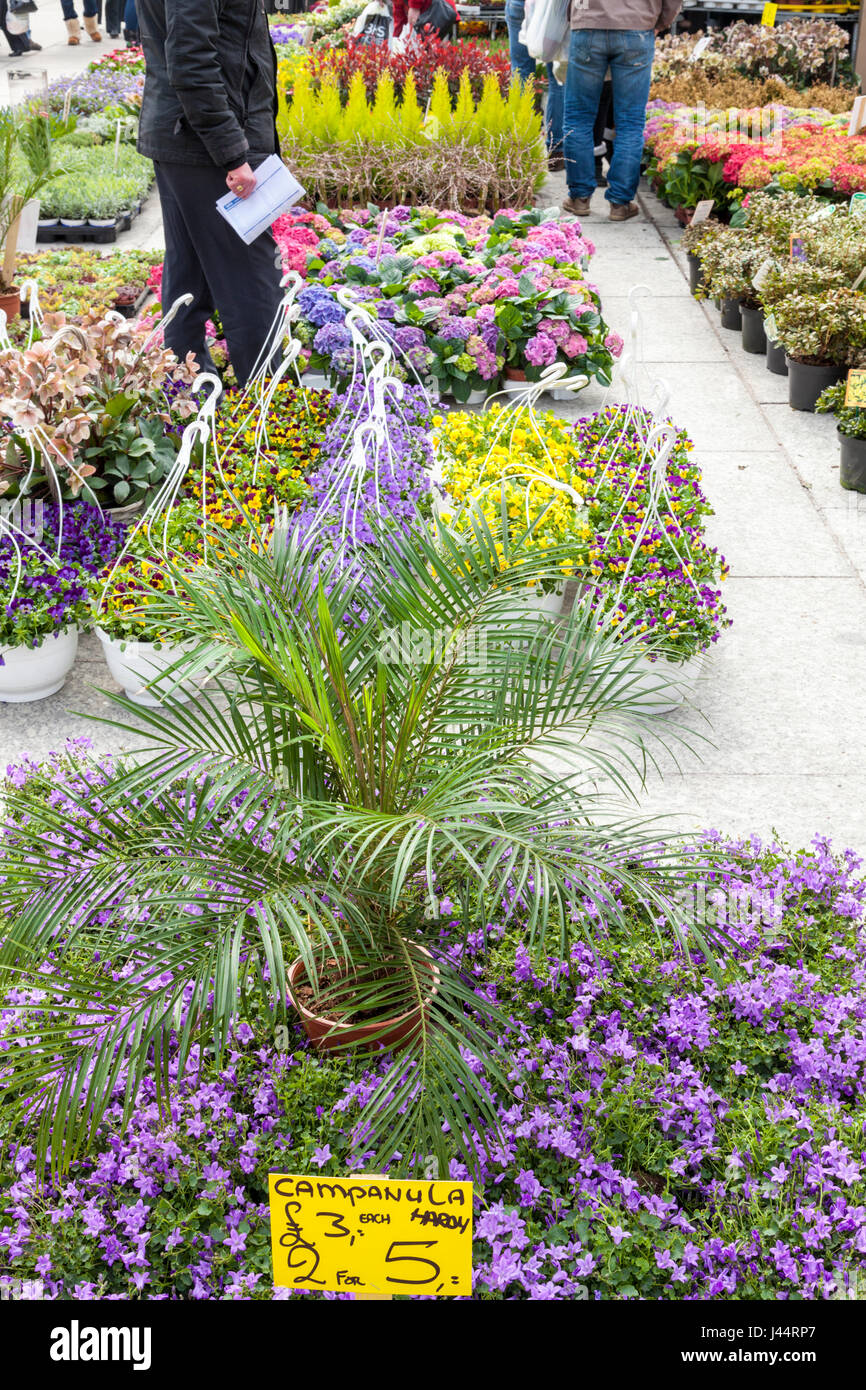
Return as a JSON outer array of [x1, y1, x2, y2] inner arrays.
[[60, 0, 77, 19], [545, 63, 564, 156], [605, 29, 654, 207], [504, 0, 535, 87], [123, 0, 138, 39], [105, 0, 122, 34], [156, 163, 284, 387], [563, 28, 608, 202], [83, 0, 100, 16], [154, 164, 217, 376]]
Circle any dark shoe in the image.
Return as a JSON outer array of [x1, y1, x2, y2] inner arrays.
[[609, 201, 639, 222], [108, 30, 121, 37], [548, 152, 565, 173], [594, 157, 608, 188], [26, 41, 42, 51], [562, 195, 591, 216]]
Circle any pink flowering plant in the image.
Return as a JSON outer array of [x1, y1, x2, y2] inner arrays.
[[290, 204, 618, 393]]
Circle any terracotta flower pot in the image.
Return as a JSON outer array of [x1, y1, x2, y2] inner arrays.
[[505, 367, 527, 381], [288, 946, 440, 1055], [0, 286, 21, 321]]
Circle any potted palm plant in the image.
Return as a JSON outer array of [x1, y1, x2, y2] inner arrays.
[[0, 108, 62, 320], [0, 513, 710, 1178]]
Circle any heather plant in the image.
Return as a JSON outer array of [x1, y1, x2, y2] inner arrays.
[[694, 226, 774, 309], [771, 286, 866, 366]]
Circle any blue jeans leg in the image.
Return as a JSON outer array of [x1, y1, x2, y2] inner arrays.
[[563, 30, 606, 201], [504, 0, 535, 86], [606, 30, 655, 205], [546, 64, 563, 154]]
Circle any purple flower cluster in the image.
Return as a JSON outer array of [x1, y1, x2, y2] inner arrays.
[[0, 774, 864, 1302], [1, 502, 126, 654]]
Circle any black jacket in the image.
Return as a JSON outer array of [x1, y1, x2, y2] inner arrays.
[[137, 0, 279, 169]]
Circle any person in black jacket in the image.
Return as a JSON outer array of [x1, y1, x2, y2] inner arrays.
[[137, 0, 284, 387]]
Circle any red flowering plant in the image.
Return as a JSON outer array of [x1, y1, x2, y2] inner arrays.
[[299, 35, 513, 104]]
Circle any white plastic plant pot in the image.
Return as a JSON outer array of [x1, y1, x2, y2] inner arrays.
[[95, 628, 200, 707], [0, 628, 79, 703], [59, 219, 86, 228], [511, 581, 566, 618], [466, 387, 489, 406], [618, 648, 705, 715]]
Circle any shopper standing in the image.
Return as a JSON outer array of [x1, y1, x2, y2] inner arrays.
[[505, 0, 564, 168], [105, 0, 123, 36], [562, 0, 680, 221], [136, 0, 284, 387], [61, 0, 102, 43]]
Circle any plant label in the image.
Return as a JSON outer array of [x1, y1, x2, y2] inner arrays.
[[851, 266, 866, 291], [806, 203, 835, 222], [845, 370, 866, 407], [752, 258, 775, 291], [848, 96, 866, 138], [789, 235, 807, 264], [761, 3, 777, 25], [691, 200, 715, 226], [850, 193, 866, 217], [690, 36, 712, 62], [269, 1174, 473, 1295], [764, 311, 777, 342]]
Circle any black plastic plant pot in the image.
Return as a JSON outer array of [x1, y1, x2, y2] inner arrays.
[[741, 306, 766, 355], [839, 429, 866, 493], [766, 336, 788, 376], [720, 297, 742, 331], [687, 252, 704, 295], [786, 357, 844, 412]]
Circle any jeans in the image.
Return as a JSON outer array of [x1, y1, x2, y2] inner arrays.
[[61, 0, 100, 17], [564, 28, 654, 206], [505, 0, 564, 154], [124, 0, 137, 30], [155, 160, 284, 388]]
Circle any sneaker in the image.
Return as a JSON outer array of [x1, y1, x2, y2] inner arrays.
[[562, 195, 591, 217], [609, 201, 639, 222]]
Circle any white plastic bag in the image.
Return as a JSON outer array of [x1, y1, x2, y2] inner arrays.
[[519, 0, 570, 66]]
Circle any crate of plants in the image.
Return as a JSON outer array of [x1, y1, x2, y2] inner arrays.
[[16, 247, 161, 318], [36, 146, 154, 243]]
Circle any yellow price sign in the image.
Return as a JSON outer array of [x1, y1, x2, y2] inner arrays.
[[845, 369, 866, 407], [761, 3, 777, 23], [269, 1174, 473, 1296]]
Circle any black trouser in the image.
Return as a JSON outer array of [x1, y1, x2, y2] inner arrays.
[[105, 0, 124, 32], [154, 160, 284, 389]]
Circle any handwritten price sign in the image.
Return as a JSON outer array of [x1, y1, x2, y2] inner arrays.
[[269, 1175, 473, 1296]]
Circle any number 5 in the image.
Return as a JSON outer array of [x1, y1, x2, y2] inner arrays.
[[384, 1241, 441, 1285]]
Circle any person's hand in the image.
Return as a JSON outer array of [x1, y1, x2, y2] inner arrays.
[[226, 163, 257, 199]]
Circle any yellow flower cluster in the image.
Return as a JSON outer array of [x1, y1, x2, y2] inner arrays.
[[434, 405, 593, 580]]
